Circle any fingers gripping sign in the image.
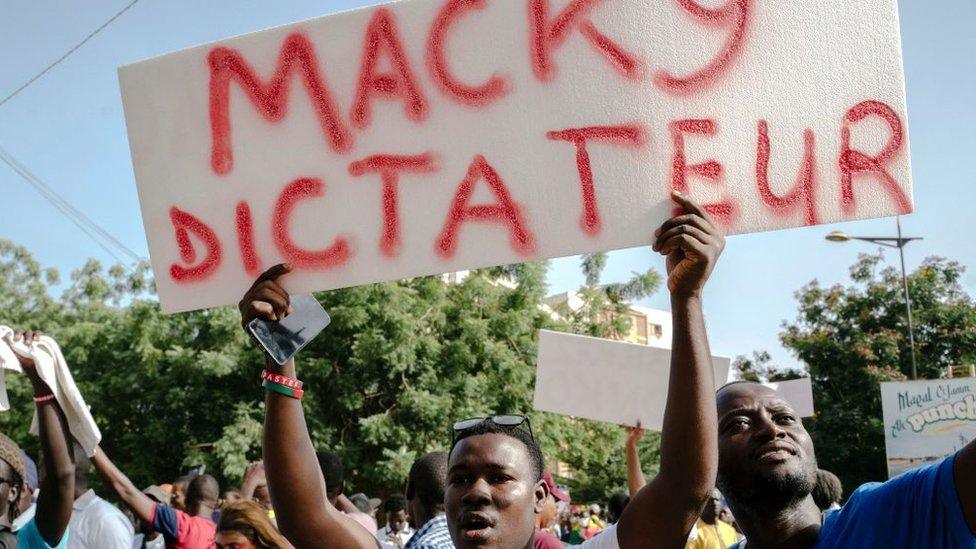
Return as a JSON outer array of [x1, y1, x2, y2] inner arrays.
[[626, 421, 646, 448], [239, 263, 294, 330], [653, 191, 725, 298]]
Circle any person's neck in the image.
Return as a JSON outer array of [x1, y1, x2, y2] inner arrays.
[[700, 515, 718, 526], [415, 508, 443, 528], [188, 502, 215, 520], [732, 495, 821, 549]]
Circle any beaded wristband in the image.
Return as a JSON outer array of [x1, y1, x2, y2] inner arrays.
[[261, 369, 303, 390], [33, 394, 56, 403], [263, 380, 304, 400]]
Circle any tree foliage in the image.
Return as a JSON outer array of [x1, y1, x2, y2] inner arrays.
[[775, 252, 976, 493], [0, 240, 663, 504]]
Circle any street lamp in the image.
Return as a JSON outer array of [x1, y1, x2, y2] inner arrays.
[[825, 217, 922, 379]]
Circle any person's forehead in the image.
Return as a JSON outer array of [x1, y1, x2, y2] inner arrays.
[[717, 385, 795, 415], [450, 433, 531, 471]]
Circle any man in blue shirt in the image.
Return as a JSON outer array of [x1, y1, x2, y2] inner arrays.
[[716, 381, 976, 548]]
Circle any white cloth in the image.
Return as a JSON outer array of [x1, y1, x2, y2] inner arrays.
[[378, 524, 415, 546], [579, 524, 619, 549], [132, 533, 165, 549], [0, 326, 101, 456], [67, 490, 135, 549], [12, 502, 36, 531]]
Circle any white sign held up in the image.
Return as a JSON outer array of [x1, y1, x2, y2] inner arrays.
[[532, 330, 730, 429], [120, 0, 913, 312]]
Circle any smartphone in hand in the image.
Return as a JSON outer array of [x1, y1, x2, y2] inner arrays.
[[248, 294, 331, 365]]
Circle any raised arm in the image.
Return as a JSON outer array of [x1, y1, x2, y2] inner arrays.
[[91, 446, 156, 524], [239, 264, 377, 549], [955, 439, 976, 533], [240, 461, 266, 501], [616, 192, 723, 549], [11, 331, 75, 547], [625, 424, 646, 498]]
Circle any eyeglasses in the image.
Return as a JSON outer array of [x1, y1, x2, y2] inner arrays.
[[451, 414, 533, 445]]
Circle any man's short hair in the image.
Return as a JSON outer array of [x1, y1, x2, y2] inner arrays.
[[607, 493, 630, 523], [187, 474, 219, 506], [384, 495, 406, 513], [407, 452, 448, 512], [451, 421, 544, 481], [811, 469, 843, 510], [716, 379, 762, 395], [316, 450, 345, 501]]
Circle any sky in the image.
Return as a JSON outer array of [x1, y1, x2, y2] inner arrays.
[[1, 0, 974, 372]]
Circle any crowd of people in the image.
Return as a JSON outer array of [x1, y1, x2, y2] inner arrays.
[[1, 193, 974, 548]]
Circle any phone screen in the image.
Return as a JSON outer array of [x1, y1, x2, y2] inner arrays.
[[248, 294, 331, 365]]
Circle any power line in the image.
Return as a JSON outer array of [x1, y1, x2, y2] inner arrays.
[[0, 143, 145, 265], [0, 0, 142, 109]]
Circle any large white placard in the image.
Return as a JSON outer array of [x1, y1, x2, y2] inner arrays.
[[880, 378, 976, 477], [533, 330, 730, 429], [763, 377, 815, 418], [120, 0, 913, 313]]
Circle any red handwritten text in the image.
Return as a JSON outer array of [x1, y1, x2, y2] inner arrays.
[[529, 0, 641, 82], [654, 0, 752, 95], [272, 178, 352, 269], [436, 155, 536, 258], [547, 124, 646, 235], [426, 0, 510, 106], [169, 207, 222, 283], [839, 100, 912, 215], [351, 8, 429, 129], [208, 32, 352, 175], [669, 119, 737, 225], [348, 153, 438, 257], [756, 121, 818, 226]]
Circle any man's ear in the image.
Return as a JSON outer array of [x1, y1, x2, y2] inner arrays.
[[533, 478, 549, 514], [6, 483, 20, 506]]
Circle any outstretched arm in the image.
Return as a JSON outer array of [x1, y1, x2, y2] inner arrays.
[[240, 461, 266, 501], [616, 192, 723, 549], [955, 439, 976, 533], [625, 424, 646, 498], [240, 264, 377, 549], [10, 331, 75, 547], [92, 446, 156, 524]]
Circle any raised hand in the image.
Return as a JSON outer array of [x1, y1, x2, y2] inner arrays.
[[238, 263, 293, 334], [652, 191, 725, 299], [5, 330, 47, 389], [625, 421, 646, 449]]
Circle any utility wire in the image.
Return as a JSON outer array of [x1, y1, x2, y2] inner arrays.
[[2, 148, 143, 262], [0, 143, 144, 265], [0, 0, 142, 109]]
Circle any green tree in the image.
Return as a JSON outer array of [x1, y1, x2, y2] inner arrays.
[[731, 350, 805, 383], [779, 252, 976, 492], [0, 240, 664, 505]]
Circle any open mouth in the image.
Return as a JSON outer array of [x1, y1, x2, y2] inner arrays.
[[459, 512, 495, 542]]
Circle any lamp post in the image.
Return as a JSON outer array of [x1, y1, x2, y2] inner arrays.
[[825, 217, 922, 379]]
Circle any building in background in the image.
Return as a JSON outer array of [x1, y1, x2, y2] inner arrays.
[[542, 292, 672, 349]]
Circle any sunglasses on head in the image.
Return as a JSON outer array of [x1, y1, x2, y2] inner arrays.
[[451, 414, 533, 445]]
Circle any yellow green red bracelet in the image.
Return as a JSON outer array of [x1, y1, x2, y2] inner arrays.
[[263, 379, 304, 400]]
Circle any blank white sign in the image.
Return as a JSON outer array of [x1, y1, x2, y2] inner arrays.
[[533, 330, 730, 429]]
